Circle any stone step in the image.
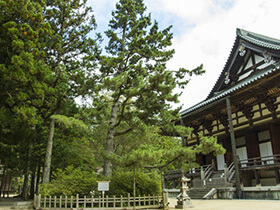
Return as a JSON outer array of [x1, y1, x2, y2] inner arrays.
[[210, 171, 225, 178], [0, 201, 33, 210], [187, 188, 210, 199], [10, 206, 33, 210]]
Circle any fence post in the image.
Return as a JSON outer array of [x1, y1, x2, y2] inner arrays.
[[143, 195, 146, 206], [37, 194, 41, 209], [128, 193, 130, 207], [65, 196, 68, 208], [148, 195, 151, 206], [54, 196, 57, 208], [34, 194, 38, 209], [113, 195, 116, 208], [138, 195, 141, 206], [200, 166, 205, 180], [91, 195, 94, 208], [121, 195, 123, 208], [34, 194, 37, 209], [76, 194, 79, 208], [44, 196, 46, 208], [98, 195, 101, 208], [84, 196, 86, 208], [71, 196, 73, 208], [59, 196, 62, 208], [49, 196, 51, 208], [106, 195, 109, 208]]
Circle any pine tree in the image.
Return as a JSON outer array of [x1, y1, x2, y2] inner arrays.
[[0, 0, 53, 199], [41, 0, 100, 183], [97, 0, 204, 178]]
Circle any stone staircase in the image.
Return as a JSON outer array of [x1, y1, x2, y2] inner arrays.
[[187, 188, 210, 199], [210, 170, 225, 179]]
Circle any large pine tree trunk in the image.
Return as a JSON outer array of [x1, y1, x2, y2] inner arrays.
[[103, 98, 119, 178], [29, 169, 35, 199], [21, 173, 29, 200], [133, 165, 136, 210], [42, 118, 55, 183], [22, 144, 32, 200], [0, 168, 6, 199], [35, 164, 41, 195]]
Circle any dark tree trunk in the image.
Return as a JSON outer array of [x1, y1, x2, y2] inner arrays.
[[43, 118, 55, 183], [29, 169, 36, 199], [21, 173, 29, 200], [35, 164, 41, 195], [133, 165, 136, 210], [0, 168, 6, 199], [104, 98, 119, 178], [7, 171, 11, 198], [22, 145, 32, 200]]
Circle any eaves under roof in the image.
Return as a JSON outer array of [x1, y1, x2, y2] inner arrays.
[[180, 63, 280, 118], [208, 28, 280, 100], [180, 28, 280, 118]]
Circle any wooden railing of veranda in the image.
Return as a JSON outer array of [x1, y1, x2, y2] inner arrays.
[[34, 194, 162, 209]]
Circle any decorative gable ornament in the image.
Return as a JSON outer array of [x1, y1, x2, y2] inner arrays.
[[239, 44, 246, 56]]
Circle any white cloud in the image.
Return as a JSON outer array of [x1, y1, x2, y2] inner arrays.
[[148, 0, 280, 110], [87, 0, 280, 110]]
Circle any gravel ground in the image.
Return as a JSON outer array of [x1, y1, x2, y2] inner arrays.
[[167, 198, 280, 210]]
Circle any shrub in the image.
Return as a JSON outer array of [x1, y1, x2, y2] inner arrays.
[[40, 166, 98, 197], [108, 169, 161, 196]]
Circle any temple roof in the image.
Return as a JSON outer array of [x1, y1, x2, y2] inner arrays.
[[180, 28, 280, 118]]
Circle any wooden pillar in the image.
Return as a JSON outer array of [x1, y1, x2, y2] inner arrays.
[[275, 169, 280, 185], [205, 153, 214, 165], [226, 97, 242, 199], [172, 180, 176, 188], [223, 136, 233, 165], [180, 118, 186, 147], [270, 124, 280, 155], [245, 132, 260, 158], [163, 179, 167, 189], [196, 154, 205, 166], [254, 169, 261, 186]]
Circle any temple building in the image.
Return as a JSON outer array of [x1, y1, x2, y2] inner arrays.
[[165, 28, 280, 199]]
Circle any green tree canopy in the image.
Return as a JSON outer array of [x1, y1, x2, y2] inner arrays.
[[41, 0, 101, 183], [92, 0, 204, 178]]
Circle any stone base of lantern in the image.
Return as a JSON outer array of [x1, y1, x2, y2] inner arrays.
[[175, 199, 194, 209], [175, 175, 194, 208]]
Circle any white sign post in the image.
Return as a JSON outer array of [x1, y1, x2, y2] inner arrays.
[[97, 181, 110, 208]]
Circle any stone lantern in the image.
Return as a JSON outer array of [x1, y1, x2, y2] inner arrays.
[[175, 176, 194, 209]]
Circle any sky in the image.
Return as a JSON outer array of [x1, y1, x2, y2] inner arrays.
[[87, 0, 280, 111]]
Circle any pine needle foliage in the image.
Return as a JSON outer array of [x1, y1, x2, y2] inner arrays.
[[94, 0, 205, 178]]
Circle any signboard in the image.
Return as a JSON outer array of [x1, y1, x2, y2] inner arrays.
[[97, 181, 110, 191], [97, 181, 110, 208]]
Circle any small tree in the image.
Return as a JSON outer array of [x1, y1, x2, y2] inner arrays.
[[119, 132, 225, 208]]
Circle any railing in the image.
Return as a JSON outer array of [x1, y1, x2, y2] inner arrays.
[[239, 154, 280, 169], [224, 162, 235, 182], [201, 164, 214, 181], [34, 194, 162, 209]]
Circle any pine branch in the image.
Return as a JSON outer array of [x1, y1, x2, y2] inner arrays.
[[144, 153, 184, 170], [114, 127, 133, 137]]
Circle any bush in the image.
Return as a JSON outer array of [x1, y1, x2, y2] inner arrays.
[[108, 169, 161, 196], [40, 166, 98, 197]]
